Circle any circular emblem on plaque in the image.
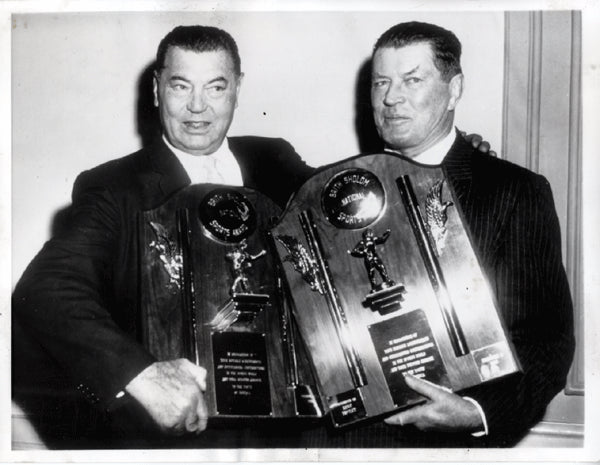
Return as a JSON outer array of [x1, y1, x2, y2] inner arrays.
[[321, 168, 385, 229], [198, 188, 257, 243]]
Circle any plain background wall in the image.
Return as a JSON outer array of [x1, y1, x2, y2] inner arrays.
[[11, 11, 504, 286]]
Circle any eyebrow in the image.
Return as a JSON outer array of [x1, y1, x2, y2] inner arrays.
[[168, 75, 229, 86], [401, 65, 421, 77], [205, 76, 229, 86], [168, 74, 191, 84], [372, 65, 421, 80]]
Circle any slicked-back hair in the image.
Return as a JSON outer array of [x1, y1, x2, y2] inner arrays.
[[156, 25, 241, 75], [373, 21, 462, 81]]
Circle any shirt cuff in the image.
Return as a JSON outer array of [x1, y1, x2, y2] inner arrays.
[[462, 396, 489, 437]]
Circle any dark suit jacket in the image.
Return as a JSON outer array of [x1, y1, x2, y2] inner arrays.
[[299, 132, 575, 448], [12, 136, 313, 448]]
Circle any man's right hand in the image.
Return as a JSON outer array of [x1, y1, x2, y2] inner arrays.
[[124, 359, 208, 435]]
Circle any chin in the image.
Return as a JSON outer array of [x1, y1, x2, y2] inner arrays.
[[385, 136, 410, 150]]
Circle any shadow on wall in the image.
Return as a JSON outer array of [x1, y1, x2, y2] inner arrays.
[[354, 58, 383, 154], [136, 61, 162, 148], [49, 61, 161, 238]]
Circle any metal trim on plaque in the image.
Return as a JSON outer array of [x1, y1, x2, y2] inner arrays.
[[198, 188, 257, 244], [397, 176, 469, 357], [321, 168, 385, 229], [147, 221, 183, 292], [275, 235, 324, 294], [424, 179, 454, 256]]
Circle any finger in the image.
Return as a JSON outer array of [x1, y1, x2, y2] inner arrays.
[[384, 411, 405, 426], [384, 404, 429, 426], [195, 393, 209, 434], [466, 133, 482, 146], [169, 420, 188, 437], [489, 150, 497, 157], [185, 413, 200, 433], [403, 374, 451, 400], [478, 141, 490, 152]]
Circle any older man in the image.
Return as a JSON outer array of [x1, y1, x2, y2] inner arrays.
[[303, 21, 574, 448], [12, 25, 312, 448]]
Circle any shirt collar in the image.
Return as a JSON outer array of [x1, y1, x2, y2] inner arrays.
[[385, 129, 456, 166], [162, 135, 243, 186]]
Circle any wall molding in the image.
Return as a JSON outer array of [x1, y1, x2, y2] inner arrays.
[[529, 420, 584, 439], [503, 10, 584, 397], [526, 11, 543, 172], [565, 10, 584, 395]]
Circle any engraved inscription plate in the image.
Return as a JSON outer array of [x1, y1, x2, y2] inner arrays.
[[369, 309, 450, 407], [199, 188, 257, 243], [472, 341, 519, 382], [212, 332, 272, 415], [328, 388, 367, 427], [321, 169, 385, 229]]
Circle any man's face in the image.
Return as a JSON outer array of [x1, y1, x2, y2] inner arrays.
[[371, 42, 462, 157], [154, 46, 242, 156]]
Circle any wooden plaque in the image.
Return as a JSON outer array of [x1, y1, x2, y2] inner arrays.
[[139, 184, 321, 419], [271, 154, 520, 427]]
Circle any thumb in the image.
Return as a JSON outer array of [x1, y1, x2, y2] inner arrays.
[[183, 361, 207, 391]]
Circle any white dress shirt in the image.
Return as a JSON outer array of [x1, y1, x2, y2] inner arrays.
[[385, 128, 456, 166], [163, 135, 244, 186]]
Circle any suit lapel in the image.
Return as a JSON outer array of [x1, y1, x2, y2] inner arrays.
[[227, 137, 253, 188], [138, 138, 191, 210], [442, 131, 494, 262], [442, 131, 522, 266], [442, 131, 474, 208]]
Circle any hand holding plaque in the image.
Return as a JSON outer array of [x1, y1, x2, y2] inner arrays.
[[383, 374, 483, 433], [125, 358, 209, 435]]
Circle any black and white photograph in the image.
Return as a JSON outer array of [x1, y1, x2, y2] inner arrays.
[[2, 0, 599, 463]]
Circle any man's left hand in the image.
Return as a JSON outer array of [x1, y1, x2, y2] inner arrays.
[[384, 374, 483, 433]]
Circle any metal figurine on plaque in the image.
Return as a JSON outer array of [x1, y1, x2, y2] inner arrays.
[[139, 185, 322, 420], [349, 228, 406, 315], [271, 154, 521, 428], [208, 240, 269, 332]]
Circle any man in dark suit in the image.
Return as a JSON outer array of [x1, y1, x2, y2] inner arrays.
[[302, 21, 574, 448], [12, 25, 312, 447]]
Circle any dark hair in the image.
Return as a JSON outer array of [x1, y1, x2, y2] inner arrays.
[[155, 25, 241, 75], [373, 21, 462, 81]]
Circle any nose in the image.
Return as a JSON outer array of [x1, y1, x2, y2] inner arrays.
[[187, 89, 207, 113], [383, 81, 406, 106]]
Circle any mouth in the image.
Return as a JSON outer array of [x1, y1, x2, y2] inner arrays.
[[183, 121, 211, 132], [384, 115, 410, 123]]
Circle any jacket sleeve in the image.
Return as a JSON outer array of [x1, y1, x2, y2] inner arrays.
[[12, 173, 156, 411], [462, 173, 575, 442]]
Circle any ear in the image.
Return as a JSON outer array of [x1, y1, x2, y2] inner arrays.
[[447, 73, 463, 111], [234, 72, 244, 109], [152, 71, 160, 108]]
